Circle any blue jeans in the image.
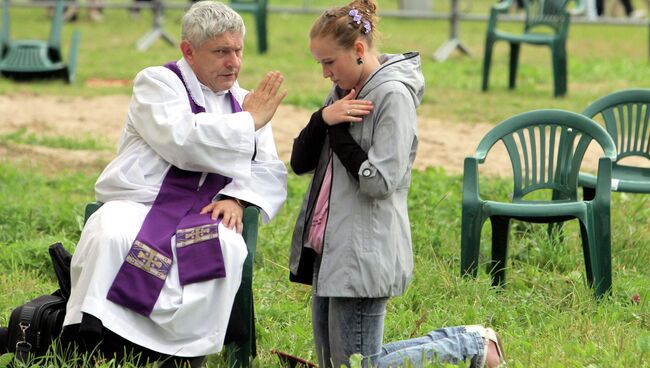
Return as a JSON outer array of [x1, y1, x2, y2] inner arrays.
[[312, 294, 389, 368], [312, 257, 389, 368], [375, 326, 485, 368]]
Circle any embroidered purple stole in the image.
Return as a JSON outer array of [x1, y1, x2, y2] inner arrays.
[[106, 62, 243, 317]]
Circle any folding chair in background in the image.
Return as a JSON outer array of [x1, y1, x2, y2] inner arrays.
[[481, 0, 571, 97], [578, 88, 650, 199]]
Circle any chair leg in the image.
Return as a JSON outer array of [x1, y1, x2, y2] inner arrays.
[[225, 272, 256, 367], [546, 222, 564, 243], [489, 216, 510, 287], [508, 42, 520, 90], [578, 220, 594, 288], [584, 210, 612, 298], [482, 37, 495, 92], [225, 210, 258, 367], [66, 30, 81, 84], [460, 208, 485, 278], [552, 44, 567, 97]]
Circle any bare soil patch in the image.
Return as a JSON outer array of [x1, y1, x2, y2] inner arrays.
[[1, 94, 610, 177]]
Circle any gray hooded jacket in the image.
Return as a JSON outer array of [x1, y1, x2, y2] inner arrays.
[[289, 52, 425, 297]]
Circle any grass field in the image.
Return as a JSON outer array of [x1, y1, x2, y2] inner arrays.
[[1, 3, 649, 122], [1, 2, 649, 367]]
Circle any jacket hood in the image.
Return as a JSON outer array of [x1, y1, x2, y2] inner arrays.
[[348, 52, 425, 108]]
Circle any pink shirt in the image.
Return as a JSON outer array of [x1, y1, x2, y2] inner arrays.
[[307, 157, 333, 254]]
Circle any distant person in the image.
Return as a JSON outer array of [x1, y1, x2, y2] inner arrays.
[[87, 0, 104, 21], [40, 0, 78, 22], [596, 0, 645, 17], [43, 0, 103, 22], [61, 1, 287, 367], [129, 0, 151, 19], [515, 0, 524, 10]]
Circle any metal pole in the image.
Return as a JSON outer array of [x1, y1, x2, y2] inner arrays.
[[433, 0, 472, 62], [136, 0, 177, 52]]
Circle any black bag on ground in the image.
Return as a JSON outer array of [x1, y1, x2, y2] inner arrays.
[[0, 242, 72, 361], [5, 294, 66, 359]]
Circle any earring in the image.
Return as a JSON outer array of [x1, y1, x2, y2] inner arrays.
[[356, 57, 363, 65]]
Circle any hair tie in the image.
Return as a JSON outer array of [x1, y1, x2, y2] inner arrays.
[[348, 8, 372, 34]]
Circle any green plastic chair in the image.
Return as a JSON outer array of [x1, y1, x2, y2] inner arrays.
[[224, 205, 259, 368], [229, 0, 268, 54], [578, 89, 650, 199], [0, 0, 80, 83], [481, 0, 570, 97], [83, 202, 260, 367], [460, 109, 617, 298]]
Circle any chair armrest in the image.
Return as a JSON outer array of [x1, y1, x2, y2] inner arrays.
[[487, 1, 512, 30], [593, 157, 613, 207], [462, 157, 481, 204], [492, 0, 514, 11]]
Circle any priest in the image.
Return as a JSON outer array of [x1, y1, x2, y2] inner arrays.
[[62, 2, 287, 367]]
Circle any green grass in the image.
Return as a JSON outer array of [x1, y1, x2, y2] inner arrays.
[[0, 128, 109, 150], [0, 162, 648, 367], [1, 5, 648, 124]]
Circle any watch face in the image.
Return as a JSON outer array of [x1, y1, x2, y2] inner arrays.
[[362, 168, 372, 177]]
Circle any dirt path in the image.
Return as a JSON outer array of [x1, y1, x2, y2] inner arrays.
[[0, 94, 603, 177]]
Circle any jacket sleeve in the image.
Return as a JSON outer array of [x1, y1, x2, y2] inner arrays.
[[328, 123, 368, 180], [290, 107, 328, 175]]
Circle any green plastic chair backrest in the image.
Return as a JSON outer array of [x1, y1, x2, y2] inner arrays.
[[582, 88, 650, 162], [524, 0, 570, 33], [475, 109, 617, 200]]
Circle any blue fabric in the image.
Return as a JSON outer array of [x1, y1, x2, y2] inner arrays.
[[375, 326, 485, 368], [312, 256, 388, 368]]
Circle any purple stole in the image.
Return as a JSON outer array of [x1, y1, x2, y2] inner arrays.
[[106, 62, 243, 317]]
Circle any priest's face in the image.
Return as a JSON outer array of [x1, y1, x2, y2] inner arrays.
[[181, 32, 243, 92]]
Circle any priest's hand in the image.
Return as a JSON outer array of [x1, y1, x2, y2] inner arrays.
[[200, 199, 244, 234], [243, 71, 287, 131]]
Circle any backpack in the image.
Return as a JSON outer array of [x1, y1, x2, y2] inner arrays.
[[0, 242, 72, 362]]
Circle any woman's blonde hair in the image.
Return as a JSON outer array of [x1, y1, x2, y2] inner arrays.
[[309, 0, 379, 49]]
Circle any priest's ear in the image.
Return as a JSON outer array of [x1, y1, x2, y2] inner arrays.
[[180, 40, 195, 64]]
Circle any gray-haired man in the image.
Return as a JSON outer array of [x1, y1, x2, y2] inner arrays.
[[61, 2, 287, 366]]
